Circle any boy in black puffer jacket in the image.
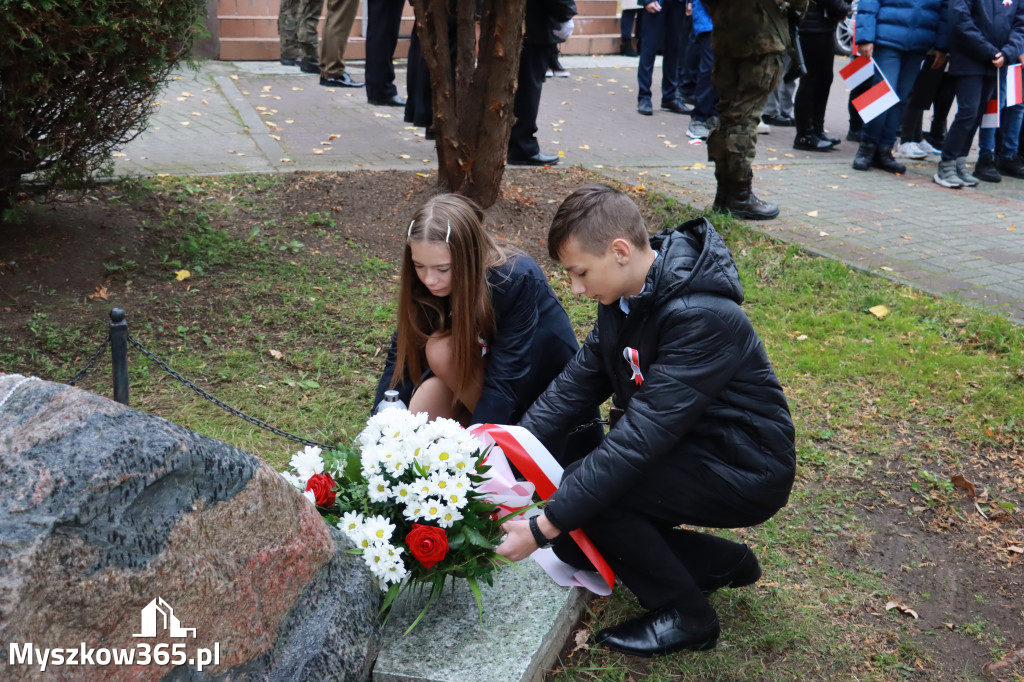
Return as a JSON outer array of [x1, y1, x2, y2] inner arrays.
[[496, 184, 795, 657]]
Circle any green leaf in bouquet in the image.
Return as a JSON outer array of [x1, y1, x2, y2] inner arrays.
[[343, 447, 362, 482], [496, 501, 544, 524], [447, 529, 466, 549], [466, 575, 484, 623], [378, 581, 403, 627], [463, 526, 491, 548], [404, 575, 445, 635]]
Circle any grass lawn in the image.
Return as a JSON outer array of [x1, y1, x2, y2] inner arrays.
[[1, 169, 1021, 680]]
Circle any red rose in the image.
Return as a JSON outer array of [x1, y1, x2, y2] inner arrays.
[[405, 523, 449, 569], [305, 473, 336, 507]]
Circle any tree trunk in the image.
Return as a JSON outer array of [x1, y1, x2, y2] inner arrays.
[[409, 0, 526, 208]]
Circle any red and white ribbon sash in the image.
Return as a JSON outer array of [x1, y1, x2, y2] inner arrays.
[[470, 423, 616, 596], [622, 347, 643, 386]]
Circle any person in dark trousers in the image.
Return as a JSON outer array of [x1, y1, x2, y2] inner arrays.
[[373, 193, 601, 458], [365, 0, 408, 106], [508, 0, 577, 165], [933, 0, 1024, 187], [497, 184, 796, 657], [793, 0, 852, 151], [851, 0, 948, 174], [635, 0, 689, 116]]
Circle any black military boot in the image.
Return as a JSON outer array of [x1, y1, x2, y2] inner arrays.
[[713, 180, 779, 221], [852, 141, 877, 171], [871, 145, 906, 174]]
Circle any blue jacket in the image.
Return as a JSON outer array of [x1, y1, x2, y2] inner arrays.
[[856, 0, 949, 52], [947, 0, 1024, 76], [692, 0, 713, 35]]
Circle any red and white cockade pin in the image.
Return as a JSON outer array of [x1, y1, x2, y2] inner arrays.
[[622, 347, 644, 386], [1005, 0, 1013, 6]]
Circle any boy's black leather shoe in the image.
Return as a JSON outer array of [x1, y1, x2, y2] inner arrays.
[[701, 545, 762, 594], [596, 606, 720, 657]]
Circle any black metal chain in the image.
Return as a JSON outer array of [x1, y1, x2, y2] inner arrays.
[[67, 334, 111, 386], [127, 335, 333, 450]]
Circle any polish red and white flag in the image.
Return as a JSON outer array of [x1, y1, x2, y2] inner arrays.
[[852, 79, 899, 124], [1007, 64, 1023, 107], [981, 98, 1000, 128], [840, 55, 874, 88]]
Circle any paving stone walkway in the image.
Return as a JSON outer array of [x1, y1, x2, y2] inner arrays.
[[118, 57, 1024, 323]]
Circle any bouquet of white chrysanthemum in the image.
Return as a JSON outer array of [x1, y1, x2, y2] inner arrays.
[[280, 409, 513, 630]]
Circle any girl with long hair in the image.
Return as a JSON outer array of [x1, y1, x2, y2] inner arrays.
[[374, 193, 601, 458]]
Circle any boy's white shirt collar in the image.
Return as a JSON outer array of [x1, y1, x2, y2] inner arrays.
[[619, 251, 660, 314]]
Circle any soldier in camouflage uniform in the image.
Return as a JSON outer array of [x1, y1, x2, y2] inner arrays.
[[278, 0, 323, 72], [705, 0, 807, 220]]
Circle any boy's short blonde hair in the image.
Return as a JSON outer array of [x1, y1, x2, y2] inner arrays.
[[548, 184, 648, 260]]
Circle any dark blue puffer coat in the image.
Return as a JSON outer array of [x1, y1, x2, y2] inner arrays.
[[947, 0, 1024, 76], [856, 0, 949, 52]]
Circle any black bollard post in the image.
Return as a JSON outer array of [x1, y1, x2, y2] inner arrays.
[[110, 308, 130, 405]]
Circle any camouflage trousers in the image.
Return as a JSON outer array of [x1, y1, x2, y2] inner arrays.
[[279, 0, 323, 60], [706, 51, 784, 185]]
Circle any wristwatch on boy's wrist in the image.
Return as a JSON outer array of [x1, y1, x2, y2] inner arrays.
[[529, 515, 555, 549]]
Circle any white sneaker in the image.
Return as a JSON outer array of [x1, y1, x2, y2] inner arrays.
[[687, 119, 711, 140], [544, 69, 554, 78], [757, 121, 771, 135], [552, 69, 570, 78], [895, 141, 927, 159], [918, 139, 942, 156]]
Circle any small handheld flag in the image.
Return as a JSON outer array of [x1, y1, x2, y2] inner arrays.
[[852, 79, 900, 124]]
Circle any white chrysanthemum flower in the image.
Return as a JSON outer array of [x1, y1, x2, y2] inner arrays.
[[382, 557, 408, 585], [420, 499, 444, 523], [367, 474, 392, 503], [390, 483, 415, 505], [279, 470, 305, 490], [362, 514, 395, 544], [338, 510, 364, 534], [436, 503, 464, 529], [403, 502, 426, 522], [302, 490, 317, 506], [445, 490, 467, 509], [290, 445, 324, 479], [411, 476, 432, 497], [451, 474, 471, 494], [424, 438, 460, 472], [359, 443, 386, 476], [426, 472, 455, 497]]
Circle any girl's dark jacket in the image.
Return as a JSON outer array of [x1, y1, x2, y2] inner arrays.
[[374, 254, 602, 457], [519, 219, 796, 533], [947, 0, 1024, 76]]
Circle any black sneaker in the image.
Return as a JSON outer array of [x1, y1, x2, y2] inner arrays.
[[637, 97, 653, 116], [974, 155, 1002, 183]]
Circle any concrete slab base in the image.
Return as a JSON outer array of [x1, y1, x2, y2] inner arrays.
[[373, 560, 587, 682]]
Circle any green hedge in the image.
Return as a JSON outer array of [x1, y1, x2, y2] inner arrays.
[[0, 0, 206, 208]]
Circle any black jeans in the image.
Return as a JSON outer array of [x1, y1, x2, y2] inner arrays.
[[794, 30, 835, 134]]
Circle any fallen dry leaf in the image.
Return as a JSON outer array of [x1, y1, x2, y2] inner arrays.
[[88, 285, 110, 302], [269, 349, 284, 360], [951, 474, 976, 497], [174, 270, 191, 281], [885, 600, 919, 619], [569, 628, 589, 655], [869, 305, 890, 319], [807, 210, 819, 217]]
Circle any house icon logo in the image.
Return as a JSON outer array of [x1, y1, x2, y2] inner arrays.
[[133, 597, 197, 638]]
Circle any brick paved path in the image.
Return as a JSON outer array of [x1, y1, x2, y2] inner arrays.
[[118, 57, 1024, 322]]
